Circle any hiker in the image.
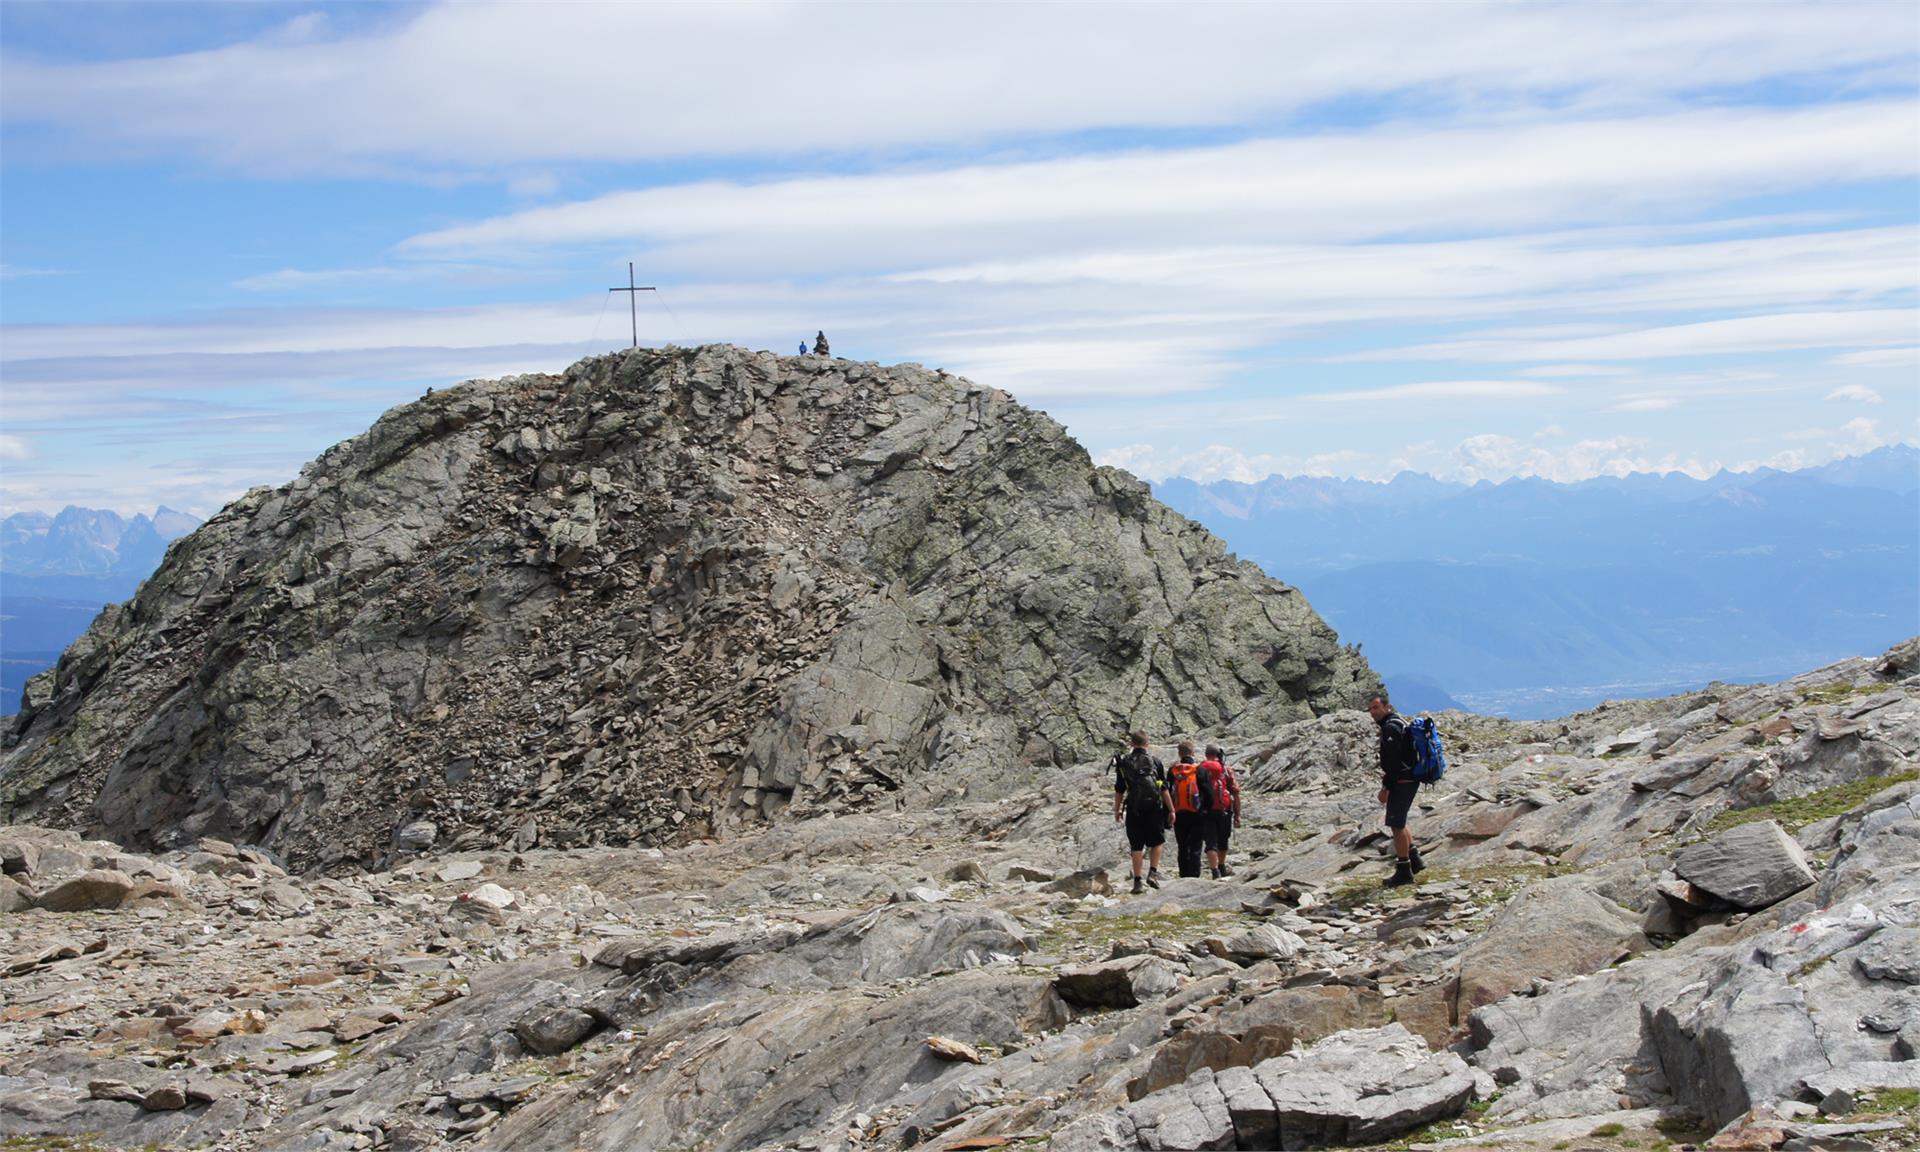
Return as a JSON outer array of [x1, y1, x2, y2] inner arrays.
[[1112, 732, 1171, 894], [1370, 693, 1427, 887], [1167, 741, 1207, 879], [799, 341, 808, 355], [1200, 744, 1241, 878], [814, 330, 830, 356]]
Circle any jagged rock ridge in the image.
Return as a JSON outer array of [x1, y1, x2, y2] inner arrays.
[[1, 345, 1374, 869]]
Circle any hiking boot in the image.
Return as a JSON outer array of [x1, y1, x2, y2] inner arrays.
[[1385, 857, 1416, 888], [1218, 863, 1234, 878], [1146, 870, 1162, 889], [1409, 846, 1426, 875], [1132, 875, 1145, 895]]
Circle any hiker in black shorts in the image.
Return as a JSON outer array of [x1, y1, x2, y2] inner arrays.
[[1112, 731, 1171, 895], [1371, 693, 1426, 888]]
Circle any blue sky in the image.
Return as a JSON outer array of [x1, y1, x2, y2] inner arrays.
[[1, 0, 1916, 517]]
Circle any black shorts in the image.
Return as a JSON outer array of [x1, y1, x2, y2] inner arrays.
[[1384, 780, 1420, 830], [1203, 812, 1233, 853], [1125, 807, 1168, 851]]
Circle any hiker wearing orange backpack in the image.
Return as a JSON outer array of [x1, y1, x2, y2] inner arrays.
[[1167, 741, 1208, 878], [1199, 745, 1241, 879]]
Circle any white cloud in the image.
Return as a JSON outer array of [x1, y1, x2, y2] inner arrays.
[[1784, 416, 1884, 450], [1840, 416, 1884, 450], [4, 2, 1912, 173], [1830, 346, 1920, 368], [1446, 433, 1718, 482], [1614, 396, 1680, 412], [0, 433, 32, 461], [1826, 384, 1884, 403], [1097, 444, 1366, 484]]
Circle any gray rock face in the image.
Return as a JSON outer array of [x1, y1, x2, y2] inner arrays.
[[1, 346, 1375, 869], [1673, 819, 1816, 910], [1102, 1025, 1472, 1150]]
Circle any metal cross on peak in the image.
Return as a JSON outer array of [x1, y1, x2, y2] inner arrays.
[[608, 262, 656, 349]]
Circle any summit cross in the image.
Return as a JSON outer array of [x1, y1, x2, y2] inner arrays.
[[608, 262, 656, 349]]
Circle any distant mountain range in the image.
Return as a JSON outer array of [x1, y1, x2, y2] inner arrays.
[[1153, 444, 1920, 717], [2, 505, 202, 713]]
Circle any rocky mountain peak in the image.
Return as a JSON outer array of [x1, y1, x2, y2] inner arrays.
[[2, 345, 1375, 871]]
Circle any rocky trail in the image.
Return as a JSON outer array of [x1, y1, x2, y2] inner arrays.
[[5, 640, 1918, 1152]]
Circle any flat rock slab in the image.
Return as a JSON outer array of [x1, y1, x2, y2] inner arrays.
[[1801, 1061, 1920, 1114], [1095, 1023, 1471, 1149], [1853, 926, 1920, 983], [1674, 820, 1816, 910]]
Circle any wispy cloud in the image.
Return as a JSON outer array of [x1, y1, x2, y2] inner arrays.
[[1348, 309, 1920, 363], [5, 2, 1912, 174], [0, 433, 33, 461], [399, 104, 1920, 264], [1303, 380, 1561, 403], [1830, 346, 1920, 368]]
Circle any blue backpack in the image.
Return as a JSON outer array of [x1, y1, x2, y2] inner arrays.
[[1408, 716, 1447, 784]]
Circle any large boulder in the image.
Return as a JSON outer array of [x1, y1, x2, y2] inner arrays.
[[1055, 956, 1184, 1009], [31, 869, 135, 912], [1673, 820, 1816, 910]]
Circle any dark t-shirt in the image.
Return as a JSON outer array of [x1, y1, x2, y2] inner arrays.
[[1113, 749, 1168, 812]]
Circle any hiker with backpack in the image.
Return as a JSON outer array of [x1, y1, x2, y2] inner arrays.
[[1112, 732, 1172, 895], [1167, 741, 1212, 879], [1371, 693, 1439, 888], [1199, 744, 1241, 879]]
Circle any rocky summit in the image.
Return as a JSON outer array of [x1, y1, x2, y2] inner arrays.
[[1, 642, 1917, 1152], [0, 346, 1373, 870]]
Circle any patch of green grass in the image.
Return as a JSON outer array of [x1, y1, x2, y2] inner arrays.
[[1800, 681, 1881, 705], [1701, 770, 1920, 837], [1654, 1112, 1709, 1141], [1871, 1087, 1920, 1114], [2, 1138, 111, 1152], [1591, 1121, 1626, 1137], [1032, 907, 1239, 954]]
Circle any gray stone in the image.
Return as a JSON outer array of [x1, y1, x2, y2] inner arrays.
[[1049, 1111, 1140, 1152], [393, 821, 437, 853], [1055, 956, 1183, 1008], [32, 868, 135, 912], [1125, 1066, 1234, 1151], [1853, 926, 1920, 983], [1200, 923, 1304, 966], [512, 1007, 598, 1055], [1673, 820, 1816, 910]]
